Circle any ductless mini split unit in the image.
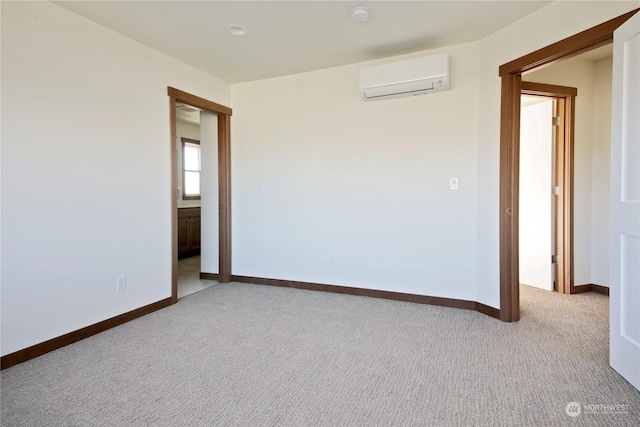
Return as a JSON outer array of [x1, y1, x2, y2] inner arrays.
[[359, 53, 450, 101]]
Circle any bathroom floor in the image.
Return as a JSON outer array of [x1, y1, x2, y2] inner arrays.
[[178, 255, 217, 299]]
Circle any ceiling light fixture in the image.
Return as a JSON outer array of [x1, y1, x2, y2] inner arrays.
[[351, 7, 369, 23], [227, 25, 248, 36]]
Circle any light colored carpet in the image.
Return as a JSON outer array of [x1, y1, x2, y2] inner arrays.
[[1, 284, 639, 426]]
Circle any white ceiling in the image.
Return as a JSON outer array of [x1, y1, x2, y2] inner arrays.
[[578, 43, 613, 62], [54, 0, 552, 84], [176, 103, 201, 125]]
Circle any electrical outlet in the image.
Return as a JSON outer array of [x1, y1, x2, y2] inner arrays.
[[116, 275, 126, 292]]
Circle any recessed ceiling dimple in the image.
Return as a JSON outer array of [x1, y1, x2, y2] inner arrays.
[[227, 25, 248, 36]]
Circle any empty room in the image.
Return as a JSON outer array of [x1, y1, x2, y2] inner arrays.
[[2, 1, 639, 425]]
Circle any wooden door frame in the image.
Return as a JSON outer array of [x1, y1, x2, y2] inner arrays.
[[168, 87, 232, 304], [520, 82, 577, 295], [498, 9, 638, 322]]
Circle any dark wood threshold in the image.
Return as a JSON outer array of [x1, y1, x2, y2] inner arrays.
[[1, 297, 172, 370], [200, 272, 220, 281], [232, 275, 501, 320]]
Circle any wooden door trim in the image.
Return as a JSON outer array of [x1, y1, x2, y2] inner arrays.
[[555, 97, 572, 295], [499, 72, 522, 322], [499, 10, 638, 76], [498, 9, 638, 322], [521, 81, 577, 97], [521, 83, 577, 295], [217, 114, 232, 283], [168, 87, 232, 304], [168, 87, 232, 116], [169, 96, 178, 303]]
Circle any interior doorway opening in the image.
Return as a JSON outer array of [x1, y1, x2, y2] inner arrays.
[[519, 95, 556, 292], [168, 87, 232, 304], [498, 10, 637, 322], [174, 103, 220, 299], [518, 83, 576, 296]]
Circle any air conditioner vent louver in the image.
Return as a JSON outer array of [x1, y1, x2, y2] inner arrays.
[[359, 53, 449, 101]]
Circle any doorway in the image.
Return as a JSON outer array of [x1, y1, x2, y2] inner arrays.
[[518, 83, 577, 295], [168, 87, 232, 304], [519, 95, 555, 291], [175, 104, 220, 298], [498, 10, 637, 322], [175, 103, 203, 298]]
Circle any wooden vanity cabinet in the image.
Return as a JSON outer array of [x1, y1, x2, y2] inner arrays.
[[178, 207, 201, 258]]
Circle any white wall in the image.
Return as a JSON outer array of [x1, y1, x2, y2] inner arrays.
[[475, 1, 638, 307], [230, 1, 637, 308], [0, 1, 229, 356], [231, 42, 480, 300], [231, 1, 637, 309], [591, 57, 613, 286], [176, 120, 201, 208]]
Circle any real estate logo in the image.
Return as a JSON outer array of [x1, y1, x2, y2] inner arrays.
[[566, 402, 582, 417], [565, 401, 631, 417]]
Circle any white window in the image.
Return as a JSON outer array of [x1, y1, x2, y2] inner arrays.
[[182, 138, 200, 199]]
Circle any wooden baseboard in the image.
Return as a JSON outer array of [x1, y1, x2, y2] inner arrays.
[[1, 297, 172, 370], [200, 272, 219, 281], [571, 284, 593, 294], [474, 301, 501, 319], [591, 284, 610, 296], [231, 275, 501, 320], [571, 283, 610, 296]]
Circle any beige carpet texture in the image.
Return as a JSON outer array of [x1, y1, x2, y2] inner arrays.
[[2, 283, 639, 426]]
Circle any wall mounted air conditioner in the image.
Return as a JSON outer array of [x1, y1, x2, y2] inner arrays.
[[359, 53, 449, 101]]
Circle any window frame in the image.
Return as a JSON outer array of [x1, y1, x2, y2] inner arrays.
[[181, 137, 201, 200]]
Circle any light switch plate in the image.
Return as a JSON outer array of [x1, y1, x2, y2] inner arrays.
[[450, 178, 459, 190], [117, 275, 127, 291]]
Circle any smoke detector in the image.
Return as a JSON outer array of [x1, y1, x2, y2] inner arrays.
[[227, 25, 248, 36], [351, 7, 369, 23]]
